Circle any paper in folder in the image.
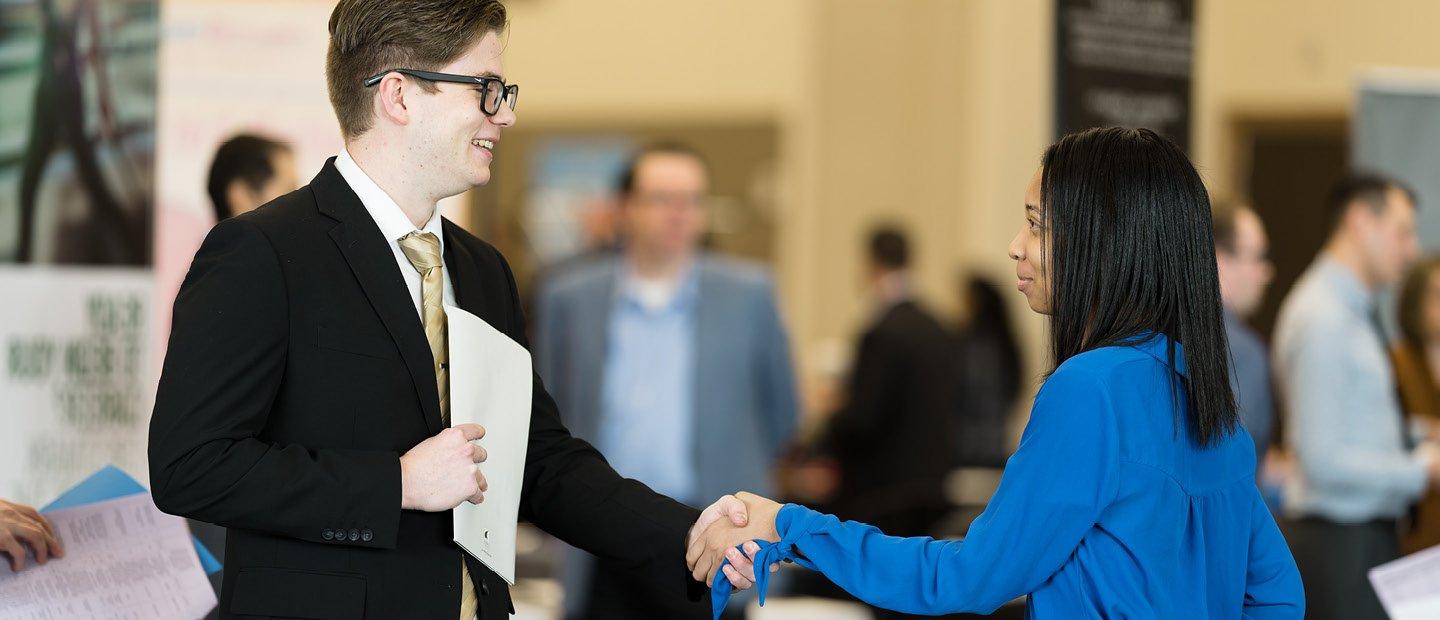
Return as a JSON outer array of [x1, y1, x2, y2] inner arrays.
[[444, 305, 533, 585]]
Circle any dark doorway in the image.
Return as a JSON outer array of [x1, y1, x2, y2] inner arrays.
[[1235, 117, 1350, 342]]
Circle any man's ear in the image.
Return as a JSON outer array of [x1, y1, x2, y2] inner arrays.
[[375, 72, 411, 127], [225, 180, 257, 217]]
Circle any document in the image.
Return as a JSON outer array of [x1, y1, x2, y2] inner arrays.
[[0, 493, 217, 619], [43, 465, 221, 575], [1369, 543, 1440, 620], [445, 305, 533, 585]]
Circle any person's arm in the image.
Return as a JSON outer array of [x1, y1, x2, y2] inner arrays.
[[821, 329, 900, 454], [754, 280, 799, 456], [699, 366, 1120, 615], [147, 219, 403, 549], [1281, 323, 1428, 499], [1242, 487, 1304, 618]]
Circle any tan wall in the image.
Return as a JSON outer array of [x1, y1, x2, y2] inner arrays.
[[1194, 1, 1440, 199]]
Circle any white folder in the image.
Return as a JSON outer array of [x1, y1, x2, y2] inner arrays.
[[445, 305, 533, 585]]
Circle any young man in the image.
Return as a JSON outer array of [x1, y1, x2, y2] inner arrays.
[[534, 143, 798, 618], [1273, 173, 1440, 620], [148, 2, 747, 618]]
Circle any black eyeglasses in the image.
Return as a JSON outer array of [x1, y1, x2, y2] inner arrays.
[[364, 68, 518, 116]]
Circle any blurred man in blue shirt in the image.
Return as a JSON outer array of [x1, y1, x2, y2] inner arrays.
[[1213, 202, 1275, 471], [535, 143, 798, 619], [1274, 173, 1440, 620]]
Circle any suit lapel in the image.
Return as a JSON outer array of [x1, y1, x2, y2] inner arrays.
[[313, 159, 444, 436], [443, 220, 503, 328]]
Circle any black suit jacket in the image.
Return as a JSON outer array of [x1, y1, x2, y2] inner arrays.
[[149, 160, 702, 619], [821, 300, 960, 531]]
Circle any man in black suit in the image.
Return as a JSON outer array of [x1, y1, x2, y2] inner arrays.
[[148, 2, 749, 618], [821, 226, 959, 538]]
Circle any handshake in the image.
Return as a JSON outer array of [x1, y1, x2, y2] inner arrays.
[[685, 492, 786, 590], [394, 424, 782, 591]]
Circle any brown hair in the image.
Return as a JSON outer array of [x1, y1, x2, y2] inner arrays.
[[326, 0, 508, 139], [1399, 255, 1440, 350]]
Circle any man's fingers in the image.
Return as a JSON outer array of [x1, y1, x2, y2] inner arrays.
[[0, 535, 25, 572], [455, 423, 486, 442], [470, 443, 488, 463], [15, 525, 49, 564], [720, 495, 748, 527], [467, 491, 485, 505], [475, 470, 488, 493]]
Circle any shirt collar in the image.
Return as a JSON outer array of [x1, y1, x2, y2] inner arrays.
[[1123, 331, 1188, 377], [617, 260, 699, 313], [334, 149, 445, 252], [1315, 254, 1375, 315]]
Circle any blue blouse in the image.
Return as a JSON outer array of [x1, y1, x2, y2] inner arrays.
[[715, 335, 1303, 619]]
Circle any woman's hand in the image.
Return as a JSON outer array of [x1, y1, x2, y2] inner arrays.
[[686, 492, 783, 586]]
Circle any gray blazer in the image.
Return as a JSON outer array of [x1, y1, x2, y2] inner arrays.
[[533, 254, 798, 504]]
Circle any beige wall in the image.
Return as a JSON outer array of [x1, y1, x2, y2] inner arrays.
[[1194, 1, 1440, 198]]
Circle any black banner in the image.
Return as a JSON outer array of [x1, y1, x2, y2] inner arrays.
[[1055, 0, 1194, 151]]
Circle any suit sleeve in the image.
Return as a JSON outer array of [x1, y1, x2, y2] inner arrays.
[[755, 278, 799, 456], [822, 328, 901, 455], [148, 218, 402, 549], [488, 247, 705, 604]]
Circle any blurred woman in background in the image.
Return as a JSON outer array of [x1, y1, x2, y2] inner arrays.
[[1391, 256, 1440, 553]]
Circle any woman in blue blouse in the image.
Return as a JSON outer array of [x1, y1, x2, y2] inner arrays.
[[689, 127, 1304, 618]]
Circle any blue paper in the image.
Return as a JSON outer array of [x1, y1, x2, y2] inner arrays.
[[41, 465, 222, 575]]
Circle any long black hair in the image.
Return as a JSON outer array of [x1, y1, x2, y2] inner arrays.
[[1040, 127, 1237, 446]]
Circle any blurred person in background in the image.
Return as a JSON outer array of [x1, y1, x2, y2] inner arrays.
[[952, 274, 1024, 468], [205, 134, 298, 222], [533, 142, 798, 619], [1273, 173, 1440, 620], [1391, 256, 1440, 553], [820, 226, 958, 537], [1212, 201, 1276, 472], [0, 499, 62, 573]]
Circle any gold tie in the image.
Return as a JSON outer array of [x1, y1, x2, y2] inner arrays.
[[398, 231, 450, 424], [397, 231, 477, 619]]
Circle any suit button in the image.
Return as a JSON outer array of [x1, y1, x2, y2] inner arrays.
[[322, 529, 334, 541], [361, 529, 373, 542], [348, 528, 360, 542], [480, 581, 489, 596]]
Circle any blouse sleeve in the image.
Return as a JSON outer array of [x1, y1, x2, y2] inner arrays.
[[720, 366, 1120, 616]]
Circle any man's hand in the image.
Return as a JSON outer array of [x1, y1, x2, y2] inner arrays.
[[400, 423, 488, 511], [686, 492, 783, 587], [0, 500, 62, 572]]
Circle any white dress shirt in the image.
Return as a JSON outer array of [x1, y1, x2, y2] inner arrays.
[[334, 150, 457, 319]]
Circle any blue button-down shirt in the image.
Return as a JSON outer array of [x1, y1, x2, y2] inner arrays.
[[596, 268, 699, 503], [1273, 256, 1428, 522], [1226, 308, 1274, 470]]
